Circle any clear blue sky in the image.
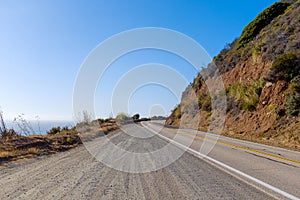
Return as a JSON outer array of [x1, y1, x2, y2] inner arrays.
[[0, 0, 278, 120]]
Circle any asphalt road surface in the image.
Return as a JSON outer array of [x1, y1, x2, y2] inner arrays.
[[0, 121, 299, 200]]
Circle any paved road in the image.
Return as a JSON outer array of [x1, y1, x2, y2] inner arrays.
[[0, 122, 298, 199], [143, 121, 300, 199]]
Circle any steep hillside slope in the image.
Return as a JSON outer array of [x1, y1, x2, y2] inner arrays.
[[166, 1, 300, 150]]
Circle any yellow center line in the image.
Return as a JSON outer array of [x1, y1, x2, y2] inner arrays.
[[165, 127, 300, 165]]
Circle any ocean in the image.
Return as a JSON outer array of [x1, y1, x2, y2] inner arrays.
[[4, 120, 75, 135]]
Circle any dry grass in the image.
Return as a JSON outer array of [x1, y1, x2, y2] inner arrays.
[[0, 151, 14, 158], [0, 121, 119, 165]]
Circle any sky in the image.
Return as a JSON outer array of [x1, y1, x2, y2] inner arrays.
[[0, 0, 278, 121]]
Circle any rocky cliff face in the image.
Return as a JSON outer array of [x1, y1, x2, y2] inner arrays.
[[166, 1, 300, 150]]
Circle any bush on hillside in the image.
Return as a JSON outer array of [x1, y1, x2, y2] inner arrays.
[[191, 74, 204, 90], [47, 126, 61, 135], [171, 105, 181, 119], [265, 52, 300, 82], [151, 116, 167, 120], [115, 113, 131, 121], [285, 76, 300, 116], [132, 114, 140, 120], [226, 80, 264, 111], [237, 2, 290, 49], [198, 93, 212, 112]]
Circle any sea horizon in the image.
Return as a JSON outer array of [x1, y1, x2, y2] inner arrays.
[[4, 120, 75, 135]]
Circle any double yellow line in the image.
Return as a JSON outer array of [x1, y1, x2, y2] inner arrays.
[[166, 128, 300, 165]]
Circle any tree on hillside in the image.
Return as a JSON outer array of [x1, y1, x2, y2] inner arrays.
[[116, 113, 131, 121], [132, 114, 140, 120]]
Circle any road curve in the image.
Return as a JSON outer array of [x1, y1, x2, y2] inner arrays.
[[0, 123, 277, 200], [143, 121, 300, 199]]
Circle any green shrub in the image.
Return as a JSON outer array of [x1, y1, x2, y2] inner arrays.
[[132, 114, 140, 120], [285, 76, 300, 116], [267, 52, 300, 82], [62, 126, 70, 131], [173, 105, 182, 118], [97, 118, 105, 124], [47, 126, 61, 135], [226, 80, 264, 111], [286, 93, 300, 116], [198, 93, 212, 112], [205, 111, 212, 119], [237, 2, 290, 49], [242, 97, 259, 111], [192, 74, 204, 90], [115, 113, 131, 121]]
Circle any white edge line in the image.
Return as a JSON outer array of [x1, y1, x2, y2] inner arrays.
[[153, 121, 300, 155], [142, 123, 300, 200]]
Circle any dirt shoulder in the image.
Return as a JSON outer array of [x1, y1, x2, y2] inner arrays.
[[0, 121, 119, 166]]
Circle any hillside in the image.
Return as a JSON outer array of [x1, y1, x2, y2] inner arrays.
[[166, 0, 300, 150]]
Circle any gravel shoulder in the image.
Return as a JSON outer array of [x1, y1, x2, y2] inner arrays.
[[0, 125, 274, 200]]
